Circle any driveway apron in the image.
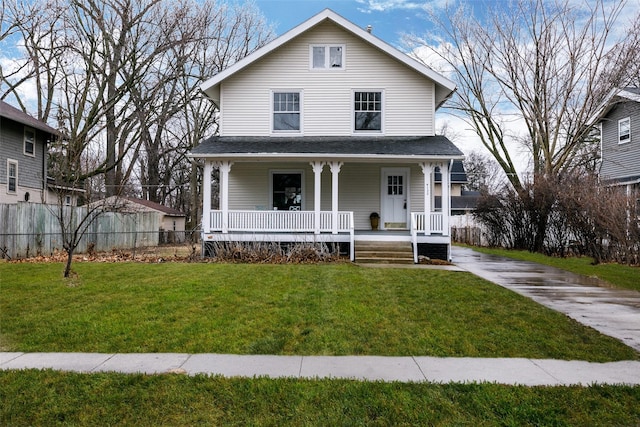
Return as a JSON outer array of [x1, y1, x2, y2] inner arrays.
[[451, 246, 640, 352]]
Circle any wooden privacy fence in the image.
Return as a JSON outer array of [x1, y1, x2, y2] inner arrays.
[[451, 226, 484, 246], [0, 203, 160, 259]]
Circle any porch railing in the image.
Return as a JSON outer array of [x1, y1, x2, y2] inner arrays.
[[410, 212, 444, 235], [208, 210, 354, 234], [411, 212, 446, 263]]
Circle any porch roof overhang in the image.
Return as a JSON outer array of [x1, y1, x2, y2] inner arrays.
[[188, 135, 464, 163]]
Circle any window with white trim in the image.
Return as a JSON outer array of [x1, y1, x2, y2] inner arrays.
[[619, 117, 630, 144], [271, 171, 303, 211], [354, 91, 382, 132], [24, 127, 35, 156], [272, 91, 301, 132], [7, 160, 18, 193], [310, 45, 344, 69]]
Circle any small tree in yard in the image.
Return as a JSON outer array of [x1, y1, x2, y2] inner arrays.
[[46, 134, 125, 278]]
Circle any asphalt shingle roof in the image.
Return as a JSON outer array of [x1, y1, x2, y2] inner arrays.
[[0, 101, 60, 135], [190, 136, 464, 159]]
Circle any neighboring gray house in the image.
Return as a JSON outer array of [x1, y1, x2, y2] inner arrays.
[[189, 9, 463, 261], [594, 87, 640, 192], [0, 101, 57, 204]]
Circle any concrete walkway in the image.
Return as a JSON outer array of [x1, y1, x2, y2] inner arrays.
[[452, 246, 640, 352], [2, 352, 640, 386], [2, 247, 639, 386]]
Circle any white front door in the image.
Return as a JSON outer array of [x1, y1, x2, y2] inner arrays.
[[381, 168, 409, 229]]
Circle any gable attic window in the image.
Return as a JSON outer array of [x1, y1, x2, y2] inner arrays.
[[272, 91, 301, 132], [619, 117, 630, 144], [310, 45, 344, 69], [354, 91, 382, 132], [24, 127, 35, 156]]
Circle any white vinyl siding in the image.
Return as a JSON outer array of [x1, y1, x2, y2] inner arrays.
[[226, 162, 427, 230], [220, 21, 435, 136]]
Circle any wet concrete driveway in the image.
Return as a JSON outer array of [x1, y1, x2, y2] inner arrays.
[[452, 246, 640, 352]]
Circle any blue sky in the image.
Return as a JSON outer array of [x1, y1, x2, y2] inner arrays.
[[253, 0, 451, 49]]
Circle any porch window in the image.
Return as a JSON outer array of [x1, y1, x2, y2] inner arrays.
[[354, 91, 382, 132], [311, 45, 344, 69], [619, 117, 630, 144], [7, 160, 17, 193], [24, 127, 35, 156], [271, 172, 303, 210], [273, 92, 301, 132]]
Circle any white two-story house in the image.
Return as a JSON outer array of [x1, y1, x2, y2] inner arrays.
[[189, 9, 463, 262]]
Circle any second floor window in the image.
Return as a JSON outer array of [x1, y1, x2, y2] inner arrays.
[[7, 160, 17, 193], [354, 91, 382, 132], [24, 127, 35, 156], [619, 117, 630, 144], [273, 92, 300, 132], [311, 45, 344, 69]]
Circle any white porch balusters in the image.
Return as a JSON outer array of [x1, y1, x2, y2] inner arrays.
[[420, 162, 433, 236], [215, 161, 233, 233], [442, 160, 451, 236], [329, 161, 343, 234], [311, 161, 325, 235], [202, 161, 213, 233]]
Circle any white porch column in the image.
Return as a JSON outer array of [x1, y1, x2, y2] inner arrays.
[[442, 160, 451, 236], [420, 162, 433, 235], [329, 161, 343, 234], [310, 161, 325, 234], [202, 160, 213, 233], [215, 161, 233, 233]]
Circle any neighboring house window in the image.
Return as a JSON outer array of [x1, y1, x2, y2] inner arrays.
[[65, 195, 72, 206], [271, 171, 303, 211], [354, 91, 382, 132], [272, 91, 301, 132], [7, 160, 18, 193], [619, 117, 630, 144], [24, 127, 35, 156], [310, 45, 344, 69]]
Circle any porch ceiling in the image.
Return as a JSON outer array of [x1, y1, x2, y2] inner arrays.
[[189, 135, 464, 162]]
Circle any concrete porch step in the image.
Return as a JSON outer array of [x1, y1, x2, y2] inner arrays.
[[355, 241, 414, 264]]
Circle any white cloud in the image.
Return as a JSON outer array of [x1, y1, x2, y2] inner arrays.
[[355, 0, 451, 13]]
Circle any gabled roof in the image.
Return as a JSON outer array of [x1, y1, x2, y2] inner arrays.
[[0, 100, 60, 136], [122, 197, 186, 217], [590, 87, 640, 125], [189, 135, 464, 161], [200, 9, 456, 109]]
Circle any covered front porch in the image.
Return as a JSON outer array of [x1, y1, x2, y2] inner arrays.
[[201, 161, 453, 262], [192, 136, 463, 262]]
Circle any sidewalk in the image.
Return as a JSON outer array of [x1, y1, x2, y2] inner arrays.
[[3, 247, 639, 386], [2, 352, 640, 386], [451, 246, 640, 352]]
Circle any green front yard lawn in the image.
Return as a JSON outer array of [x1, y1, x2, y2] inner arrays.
[[2, 370, 639, 426], [1, 262, 637, 361]]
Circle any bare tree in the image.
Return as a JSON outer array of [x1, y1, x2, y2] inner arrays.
[[462, 151, 504, 193], [407, 0, 640, 251]]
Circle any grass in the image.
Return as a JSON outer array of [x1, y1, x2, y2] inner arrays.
[[1, 370, 639, 426], [466, 246, 640, 292], [1, 262, 637, 361]]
